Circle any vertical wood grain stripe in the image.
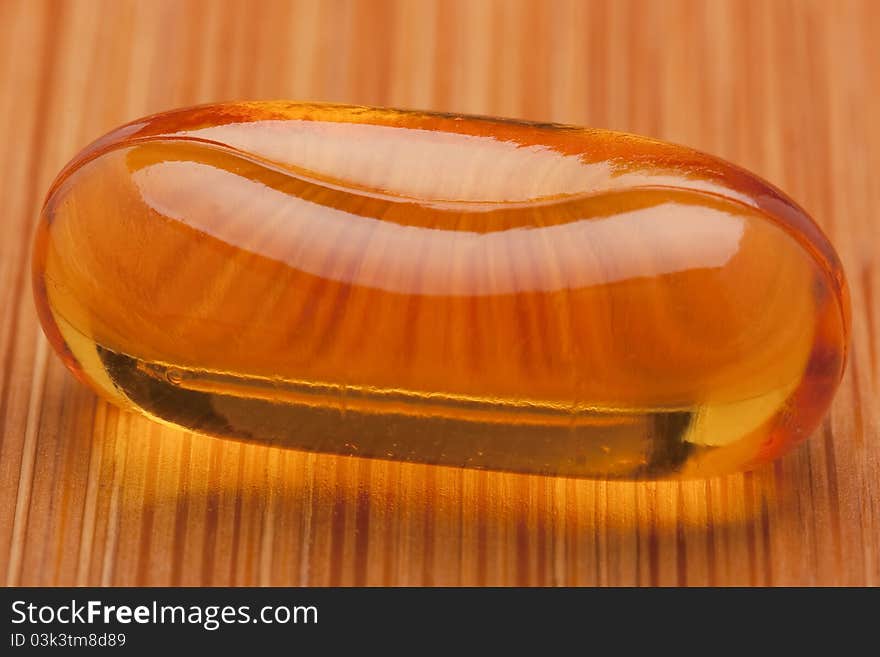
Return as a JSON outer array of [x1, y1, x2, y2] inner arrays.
[[0, 0, 877, 586]]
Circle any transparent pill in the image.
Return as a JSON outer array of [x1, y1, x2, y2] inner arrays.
[[32, 102, 850, 478]]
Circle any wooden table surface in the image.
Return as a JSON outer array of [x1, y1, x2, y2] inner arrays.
[[1, 0, 877, 586]]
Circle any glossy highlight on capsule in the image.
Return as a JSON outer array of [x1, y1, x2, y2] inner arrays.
[[32, 102, 850, 478]]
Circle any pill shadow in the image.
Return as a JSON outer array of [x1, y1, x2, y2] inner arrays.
[[11, 363, 805, 587], [82, 409, 794, 586]]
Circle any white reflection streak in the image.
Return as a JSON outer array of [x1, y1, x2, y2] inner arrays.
[[133, 161, 745, 297], [181, 120, 756, 207]]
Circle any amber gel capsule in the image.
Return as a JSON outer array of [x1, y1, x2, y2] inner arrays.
[[32, 102, 850, 478]]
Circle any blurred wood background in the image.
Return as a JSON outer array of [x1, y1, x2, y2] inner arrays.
[[1, 0, 877, 586]]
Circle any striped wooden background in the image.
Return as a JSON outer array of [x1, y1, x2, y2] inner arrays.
[[1, 0, 877, 586]]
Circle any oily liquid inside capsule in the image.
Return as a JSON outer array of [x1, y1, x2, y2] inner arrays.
[[33, 103, 850, 478]]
